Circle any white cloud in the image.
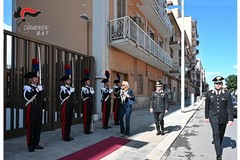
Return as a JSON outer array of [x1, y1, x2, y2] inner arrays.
[[4, 23, 12, 31], [233, 64, 237, 69]]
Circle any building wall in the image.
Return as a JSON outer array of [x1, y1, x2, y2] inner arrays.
[[13, 0, 198, 112], [13, 0, 93, 55]]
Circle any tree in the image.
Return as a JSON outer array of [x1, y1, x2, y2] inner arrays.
[[225, 74, 237, 91]]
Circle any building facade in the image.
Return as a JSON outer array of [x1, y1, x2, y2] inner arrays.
[[4, 0, 202, 138]]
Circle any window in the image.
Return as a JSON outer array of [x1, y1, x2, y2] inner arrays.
[[117, 0, 126, 18], [137, 74, 143, 94]]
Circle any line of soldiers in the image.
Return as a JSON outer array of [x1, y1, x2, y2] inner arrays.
[[23, 59, 125, 152]]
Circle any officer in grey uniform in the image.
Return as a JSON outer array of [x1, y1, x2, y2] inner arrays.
[[150, 81, 169, 135], [205, 76, 234, 160]]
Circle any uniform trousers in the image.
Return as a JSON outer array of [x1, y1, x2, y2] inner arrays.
[[210, 122, 227, 155], [61, 101, 73, 139], [102, 100, 111, 128], [83, 100, 93, 133], [113, 98, 121, 124], [25, 104, 42, 149], [153, 112, 164, 126]]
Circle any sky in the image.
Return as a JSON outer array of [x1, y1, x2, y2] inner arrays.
[[184, 0, 237, 89], [3, 0, 237, 90]]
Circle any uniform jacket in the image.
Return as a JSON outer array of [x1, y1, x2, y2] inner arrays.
[[150, 91, 169, 112], [113, 86, 121, 99], [59, 85, 74, 105], [23, 84, 43, 107], [101, 86, 112, 102], [205, 89, 234, 124], [81, 85, 94, 102]]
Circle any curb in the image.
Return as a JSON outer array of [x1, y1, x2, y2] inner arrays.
[[144, 99, 205, 160]]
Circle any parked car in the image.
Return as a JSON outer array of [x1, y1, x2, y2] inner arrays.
[[232, 96, 237, 118]]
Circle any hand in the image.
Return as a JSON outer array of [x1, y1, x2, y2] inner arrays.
[[227, 121, 233, 126], [90, 87, 94, 94], [70, 87, 75, 93], [37, 85, 43, 92], [150, 108, 153, 113], [205, 119, 209, 123], [109, 89, 113, 93], [165, 110, 168, 113]]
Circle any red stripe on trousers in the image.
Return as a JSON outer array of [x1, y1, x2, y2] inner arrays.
[[114, 100, 119, 123], [61, 102, 66, 139], [102, 101, 107, 127], [83, 101, 88, 131], [26, 104, 31, 145]]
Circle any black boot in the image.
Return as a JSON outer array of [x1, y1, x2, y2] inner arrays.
[[216, 154, 222, 160], [156, 125, 161, 135], [160, 120, 164, 135]]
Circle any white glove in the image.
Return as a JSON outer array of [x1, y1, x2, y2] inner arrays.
[[109, 89, 113, 93], [70, 87, 75, 93], [36, 85, 43, 92], [90, 87, 94, 94], [150, 108, 153, 113]]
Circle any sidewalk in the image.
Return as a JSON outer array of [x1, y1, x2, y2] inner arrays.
[[4, 99, 205, 160]]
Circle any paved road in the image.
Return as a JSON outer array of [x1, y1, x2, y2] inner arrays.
[[161, 103, 237, 160]]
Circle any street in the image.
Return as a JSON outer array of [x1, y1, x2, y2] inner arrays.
[[161, 103, 237, 160]]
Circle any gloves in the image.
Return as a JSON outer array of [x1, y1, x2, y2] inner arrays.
[[36, 85, 43, 92], [90, 87, 95, 94], [109, 89, 113, 93], [70, 87, 75, 93], [150, 108, 153, 113]]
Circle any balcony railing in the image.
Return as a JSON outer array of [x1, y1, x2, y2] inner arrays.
[[153, 1, 173, 34], [109, 16, 173, 68]]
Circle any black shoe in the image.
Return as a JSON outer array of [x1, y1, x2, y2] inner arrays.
[[217, 155, 222, 160], [107, 126, 112, 128], [69, 137, 74, 140], [35, 145, 44, 149], [89, 131, 93, 134], [28, 147, 35, 152], [120, 133, 125, 137], [63, 138, 71, 142], [161, 130, 165, 135], [84, 131, 90, 134], [115, 123, 120, 125], [103, 126, 108, 129], [156, 131, 161, 135]]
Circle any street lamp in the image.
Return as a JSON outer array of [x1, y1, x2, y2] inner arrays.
[[80, 13, 91, 56], [181, 0, 185, 112]]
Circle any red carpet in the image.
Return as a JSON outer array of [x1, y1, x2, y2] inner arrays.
[[58, 136, 131, 160]]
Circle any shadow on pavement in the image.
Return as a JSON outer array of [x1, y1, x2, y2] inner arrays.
[[222, 136, 237, 149], [164, 125, 182, 134]]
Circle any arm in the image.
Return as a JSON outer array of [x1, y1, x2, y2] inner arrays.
[[127, 89, 135, 101], [205, 92, 210, 122], [150, 92, 154, 113], [164, 92, 169, 111], [227, 92, 234, 124]]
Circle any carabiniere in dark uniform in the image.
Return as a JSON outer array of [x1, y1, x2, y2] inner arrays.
[[81, 68, 94, 134], [23, 58, 44, 152], [205, 76, 234, 160]]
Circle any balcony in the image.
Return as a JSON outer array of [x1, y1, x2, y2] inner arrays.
[[169, 40, 181, 50], [109, 16, 173, 71], [192, 49, 199, 55], [169, 62, 180, 76], [137, 0, 173, 38]]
